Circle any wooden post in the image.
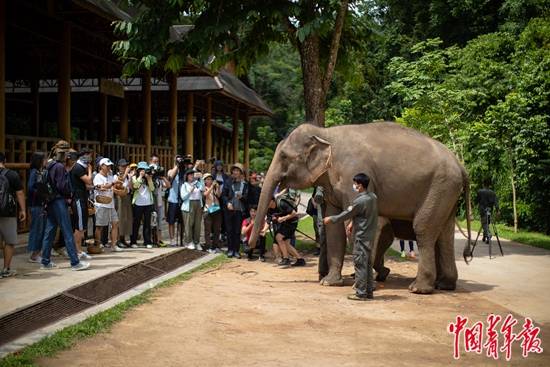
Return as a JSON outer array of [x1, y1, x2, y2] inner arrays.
[[205, 96, 213, 160], [143, 71, 152, 159], [0, 1, 5, 152], [212, 125, 218, 161], [185, 93, 194, 157], [120, 93, 128, 143], [169, 74, 178, 156], [31, 79, 40, 136], [232, 106, 239, 163], [243, 114, 250, 171], [58, 22, 71, 141], [99, 93, 107, 144], [225, 135, 230, 164]]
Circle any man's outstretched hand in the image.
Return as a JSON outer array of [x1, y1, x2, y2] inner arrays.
[[322, 217, 331, 225]]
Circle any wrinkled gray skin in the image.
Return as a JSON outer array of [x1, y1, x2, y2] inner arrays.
[[249, 122, 472, 294]]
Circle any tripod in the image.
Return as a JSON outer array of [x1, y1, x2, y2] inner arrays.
[[471, 207, 504, 259]]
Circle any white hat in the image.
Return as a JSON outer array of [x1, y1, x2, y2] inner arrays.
[[99, 158, 114, 166]]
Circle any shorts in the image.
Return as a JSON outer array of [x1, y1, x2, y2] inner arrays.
[[72, 197, 88, 231], [275, 222, 298, 241], [167, 202, 182, 225], [95, 207, 119, 227], [0, 217, 18, 245]]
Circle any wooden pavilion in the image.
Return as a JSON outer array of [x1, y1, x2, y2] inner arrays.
[[0, 0, 272, 174]]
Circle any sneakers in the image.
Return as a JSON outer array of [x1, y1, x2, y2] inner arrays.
[[41, 262, 58, 270], [157, 240, 167, 248], [186, 243, 196, 250], [195, 243, 203, 251], [72, 261, 90, 271], [227, 251, 234, 258], [79, 252, 93, 260], [130, 243, 139, 249], [347, 293, 372, 301], [291, 258, 306, 267], [278, 258, 291, 267], [259, 256, 266, 262], [146, 244, 154, 249], [112, 245, 124, 252], [234, 252, 241, 259], [169, 239, 177, 247], [207, 248, 216, 254], [1, 268, 16, 278], [400, 250, 406, 258], [116, 241, 129, 249], [28, 256, 42, 263]]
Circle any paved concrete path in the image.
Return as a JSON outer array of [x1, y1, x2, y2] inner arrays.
[[391, 230, 550, 324]]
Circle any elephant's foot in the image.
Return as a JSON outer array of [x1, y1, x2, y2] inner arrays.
[[408, 279, 434, 294], [375, 266, 390, 282], [435, 279, 457, 291], [318, 273, 328, 282], [320, 272, 344, 286]]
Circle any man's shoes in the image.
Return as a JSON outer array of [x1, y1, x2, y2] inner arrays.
[[79, 252, 93, 260], [259, 256, 266, 262], [186, 243, 196, 250], [291, 258, 306, 267], [195, 243, 203, 251], [227, 251, 234, 258], [146, 244, 154, 249], [113, 245, 124, 252], [1, 268, 16, 278], [234, 252, 242, 259], [116, 241, 128, 249], [347, 293, 371, 301], [278, 258, 291, 267], [130, 243, 139, 249], [157, 240, 167, 248], [72, 261, 90, 271], [41, 262, 57, 270], [28, 256, 42, 263]]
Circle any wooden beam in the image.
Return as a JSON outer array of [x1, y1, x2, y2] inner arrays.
[[232, 106, 239, 164], [185, 93, 194, 158], [58, 21, 71, 141], [205, 96, 212, 160], [212, 124, 218, 160], [169, 74, 178, 156], [120, 93, 128, 143], [243, 114, 250, 171], [0, 1, 5, 152], [31, 79, 40, 136], [143, 70, 152, 159]]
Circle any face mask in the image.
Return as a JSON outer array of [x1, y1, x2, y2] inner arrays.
[[352, 184, 359, 192]]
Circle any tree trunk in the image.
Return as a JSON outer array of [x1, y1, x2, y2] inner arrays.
[[299, 34, 324, 126], [511, 170, 518, 233]]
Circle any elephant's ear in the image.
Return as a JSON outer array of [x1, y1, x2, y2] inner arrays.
[[306, 135, 333, 182]]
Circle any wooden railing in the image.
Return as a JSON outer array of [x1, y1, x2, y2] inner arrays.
[[4, 135, 173, 232]]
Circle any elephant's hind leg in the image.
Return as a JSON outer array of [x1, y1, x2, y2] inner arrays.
[[435, 214, 458, 290], [373, 218, 393, 282]]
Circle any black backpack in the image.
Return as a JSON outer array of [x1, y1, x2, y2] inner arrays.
[[34, 168, 57, 204], [0, 169, 17, 217]]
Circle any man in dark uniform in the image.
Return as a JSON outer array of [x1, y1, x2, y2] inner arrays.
[[477, 183, 499, 244], [324, 173, 378, 301]]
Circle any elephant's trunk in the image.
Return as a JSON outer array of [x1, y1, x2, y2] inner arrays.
[[249, 163, 280, 249]]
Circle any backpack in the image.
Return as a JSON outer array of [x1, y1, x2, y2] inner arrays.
[[0, 169, 17, 217], [34, 168, 57, 204]]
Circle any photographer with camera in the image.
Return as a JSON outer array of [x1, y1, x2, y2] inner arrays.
[[130, 161, 155, 248], [166, 155, 186, 246], [477, 181, 499, 244], [149, 154, 170, 246], [203, 173, 222, 253], [180, 169, 205, 250]]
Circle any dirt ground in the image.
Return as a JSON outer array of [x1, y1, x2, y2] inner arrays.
[[39, 254, 550, 367]]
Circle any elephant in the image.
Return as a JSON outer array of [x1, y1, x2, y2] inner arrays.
[[249, 121, 472, 294]]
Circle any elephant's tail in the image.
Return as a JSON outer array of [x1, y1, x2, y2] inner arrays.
[[460, 167, 473, 264]]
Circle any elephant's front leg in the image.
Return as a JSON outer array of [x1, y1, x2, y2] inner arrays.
[[320, 204, 347, 286]]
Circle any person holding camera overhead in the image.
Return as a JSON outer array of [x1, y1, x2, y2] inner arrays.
[[149, 154, 170, 246], [167, 155, 186, 246], [180, 169, 205, 250], [130, 161, 155, 248]]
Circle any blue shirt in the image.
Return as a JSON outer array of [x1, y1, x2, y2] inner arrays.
[[168, 175, 180, 204]]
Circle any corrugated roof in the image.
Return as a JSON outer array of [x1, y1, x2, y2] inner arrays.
[[77, 0, 132, 21]]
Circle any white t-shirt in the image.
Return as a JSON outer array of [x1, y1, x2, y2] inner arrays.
[[93, 173, 115, 209], [135, 181, 154, 206]]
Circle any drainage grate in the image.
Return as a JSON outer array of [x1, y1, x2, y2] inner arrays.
[[0, 249, 205, 346]]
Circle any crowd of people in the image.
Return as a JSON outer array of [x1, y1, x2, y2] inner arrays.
[[0, 139, 307, 278]]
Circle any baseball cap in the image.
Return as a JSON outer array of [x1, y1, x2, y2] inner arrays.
[[117, 158, 129, 167], [99, 158, 114, 166]]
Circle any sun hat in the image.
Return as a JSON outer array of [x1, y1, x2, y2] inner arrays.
[[117, 158, 130, 167], [137, 161, 149, 170]]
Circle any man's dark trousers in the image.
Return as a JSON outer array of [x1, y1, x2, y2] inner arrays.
[[354, 239, 373, 297]]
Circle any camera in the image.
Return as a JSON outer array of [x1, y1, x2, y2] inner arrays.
[[147, 165, 165, 179]]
